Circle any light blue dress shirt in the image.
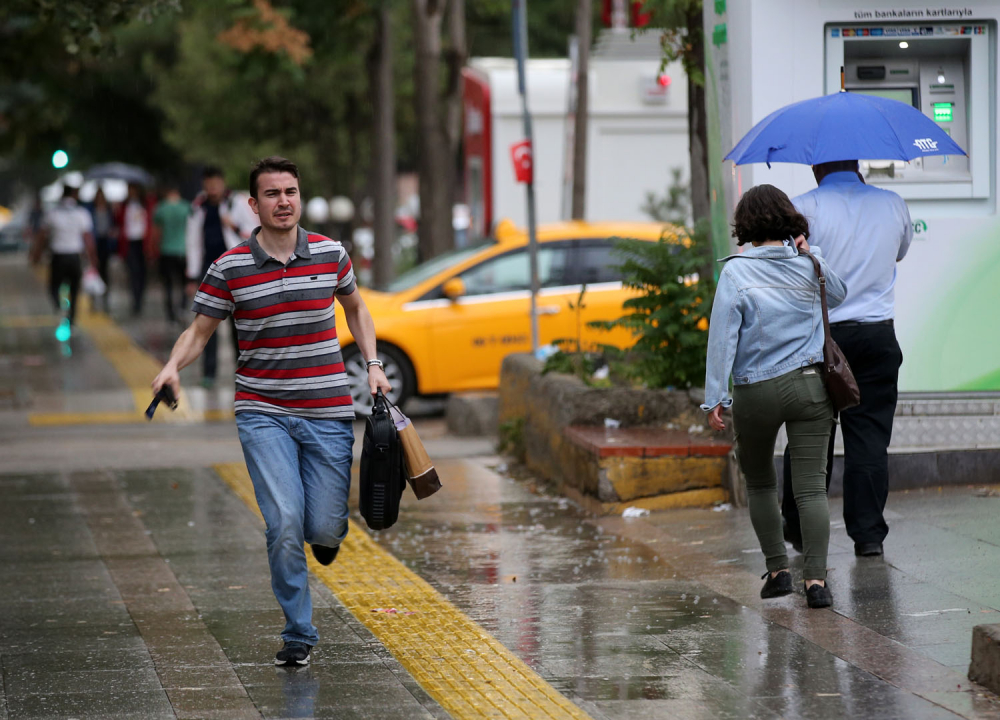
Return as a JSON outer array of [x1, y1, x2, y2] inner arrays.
[[793, 172, 912, 323]]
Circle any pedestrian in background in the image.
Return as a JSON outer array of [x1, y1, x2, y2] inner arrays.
[[703, 184, 846, 609], [153, 184, 190, 324], [185, 167, 249, 387], [152, 156, 390, 666], [89, 188, 115, 313], [119, 183, 150, 317], [32, 185, 99, 326], [782, 160, 911, 559]]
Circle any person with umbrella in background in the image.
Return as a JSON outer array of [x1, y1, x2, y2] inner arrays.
[[724, 87, 966, 560], [782, 159, 910, 559]]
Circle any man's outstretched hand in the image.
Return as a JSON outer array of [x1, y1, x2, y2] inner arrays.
[[152, 365, 181, 404]]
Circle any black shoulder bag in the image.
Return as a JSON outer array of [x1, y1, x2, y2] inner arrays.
[[359, 390, 406, 530], [800, 250, 861, 412]]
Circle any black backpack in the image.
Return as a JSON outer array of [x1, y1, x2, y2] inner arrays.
[[359, 390, 406, 531]]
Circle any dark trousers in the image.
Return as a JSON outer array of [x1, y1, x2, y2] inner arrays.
[[783, 323, 903, 546], [126, 240, 146, 315], [95, 236, 113, 311], [49, 253, 82, 325], [159, 255, 186, 323]]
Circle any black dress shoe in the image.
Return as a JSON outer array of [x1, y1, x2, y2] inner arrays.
[[854, 542, 884, 557], [760, 570, 793, 599], [311, 544, 340, 566], [806, 582, 833, 608], [782, 519, 803, 554]]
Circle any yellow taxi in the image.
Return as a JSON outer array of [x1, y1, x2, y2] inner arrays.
[[335, 220, 670, 413]]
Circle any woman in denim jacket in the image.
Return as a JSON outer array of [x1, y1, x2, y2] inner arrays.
[[702, 184, 847, 609]]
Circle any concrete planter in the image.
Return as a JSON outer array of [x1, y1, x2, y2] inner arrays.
[[498, 354, 737, 513]]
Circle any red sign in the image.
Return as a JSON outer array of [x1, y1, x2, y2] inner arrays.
[[510, 140, 533, 184]]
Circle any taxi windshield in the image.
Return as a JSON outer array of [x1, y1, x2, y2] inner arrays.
[[383, 241, 494, 293]]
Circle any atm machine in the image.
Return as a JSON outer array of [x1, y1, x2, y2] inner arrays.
[[706, 4, 1000, 394], [831, 26, 989, 198]]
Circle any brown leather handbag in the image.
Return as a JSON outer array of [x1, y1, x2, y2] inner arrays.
[[801, 250, 861, 412]]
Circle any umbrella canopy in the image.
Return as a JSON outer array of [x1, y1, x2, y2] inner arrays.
[[84, 162, 155, 186], [725, 92, 966, 167]]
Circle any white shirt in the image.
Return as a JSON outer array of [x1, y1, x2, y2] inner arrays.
[[42, 199, 93, 254], [793, 172, 912, 323], [124, 200, 147, 241]]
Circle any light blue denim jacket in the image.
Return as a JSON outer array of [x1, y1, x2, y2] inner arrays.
[[701, 244, 847, 412]]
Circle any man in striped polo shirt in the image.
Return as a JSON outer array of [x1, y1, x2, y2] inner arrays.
[[152, 156, 390, 666]]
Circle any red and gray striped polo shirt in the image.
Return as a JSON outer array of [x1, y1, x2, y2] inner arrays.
[[191, 227, 357, 420]]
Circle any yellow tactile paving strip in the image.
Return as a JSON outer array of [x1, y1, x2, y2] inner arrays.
[[214, 461, 593, 720], [25, 307, 233, 426]]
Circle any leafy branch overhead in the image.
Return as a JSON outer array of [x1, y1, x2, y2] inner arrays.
[[633, 0, 705, 86], [217, 0, 312, 66]]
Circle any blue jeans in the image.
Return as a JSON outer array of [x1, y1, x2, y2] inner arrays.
[[236, 412, 354, 645]]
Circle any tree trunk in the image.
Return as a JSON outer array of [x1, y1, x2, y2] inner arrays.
[[371, 3, 396, 287], [444, 0, 466, 160], [413, 0, 455, 260], [571, 0, 591, 220], [686, 6, 712, 278]]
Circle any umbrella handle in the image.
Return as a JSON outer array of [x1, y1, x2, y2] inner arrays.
[[765, 145, 786, 169]]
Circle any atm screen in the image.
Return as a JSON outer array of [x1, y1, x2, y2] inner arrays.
[[850, 87, 918, 108]]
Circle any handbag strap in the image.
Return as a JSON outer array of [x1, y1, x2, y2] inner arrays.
[[799, 249, 835, 371]]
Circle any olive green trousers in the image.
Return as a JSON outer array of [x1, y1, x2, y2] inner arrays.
[[732, 366, 834, 581]]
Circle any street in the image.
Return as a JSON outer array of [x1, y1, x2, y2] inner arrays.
[[2, 255, 1000, 720]]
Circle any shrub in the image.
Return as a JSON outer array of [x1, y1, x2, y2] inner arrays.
[[590, 222, 715, 389]]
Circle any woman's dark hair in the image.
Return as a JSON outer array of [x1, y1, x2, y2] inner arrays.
[[249, 156, 299, 199], [731, 184, 809, 246]]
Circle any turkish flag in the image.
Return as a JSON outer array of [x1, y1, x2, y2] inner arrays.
[[510, 140, 533, 184]]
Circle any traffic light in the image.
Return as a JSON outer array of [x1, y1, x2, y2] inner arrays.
[[51, 150, 69, 169]]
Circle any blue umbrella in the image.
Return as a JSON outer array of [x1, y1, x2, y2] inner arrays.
[[725, 92, 966, 167]]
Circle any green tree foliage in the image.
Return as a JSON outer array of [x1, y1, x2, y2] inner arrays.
[[593, 225, 714, 389], [467, 0, 602, 58], [148, 0, 391, 196], [0, 0, 180, 190]]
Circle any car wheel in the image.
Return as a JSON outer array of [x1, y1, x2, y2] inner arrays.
[[342, 343, 414, 416]]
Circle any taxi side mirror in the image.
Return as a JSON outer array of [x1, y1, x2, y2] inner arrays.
[[442, 278, 466, 301]]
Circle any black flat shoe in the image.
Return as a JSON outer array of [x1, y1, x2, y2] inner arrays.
[[854, 542, 883, 557], [311, 544, 340, 566], [760, 570, 793, 599], [805, 582, 833, 609]]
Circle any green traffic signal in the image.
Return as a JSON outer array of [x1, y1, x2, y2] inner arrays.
[[52, 150, 69, 169]]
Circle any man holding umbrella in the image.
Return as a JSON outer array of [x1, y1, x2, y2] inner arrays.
[[782, 159, 911, 558], [723, 90, 965, 557]]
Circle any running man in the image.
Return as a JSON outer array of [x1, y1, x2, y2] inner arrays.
[[152, 156, 390, 666]]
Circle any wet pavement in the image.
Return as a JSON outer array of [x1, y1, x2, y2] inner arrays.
[[3, 252, 1000, 719]]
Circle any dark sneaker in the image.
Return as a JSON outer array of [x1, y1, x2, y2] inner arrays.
[[854, 542, 884, 557], [805, 582, 833, 609], [275, 641, 311, 666], [760, 570, 793, 599], [311, 544, 340, 566]]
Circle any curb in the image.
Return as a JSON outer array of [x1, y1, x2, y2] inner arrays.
[[969, 624, 1000, 694]]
